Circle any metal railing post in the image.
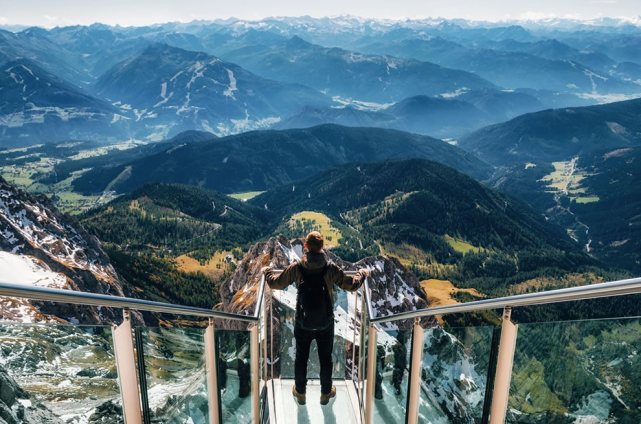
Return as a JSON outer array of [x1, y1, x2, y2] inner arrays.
[[113, 308, 143, 424], [364, 322, 378, 424], [406, 317, 424, 424], [357, 291, 365, 399], [351, 291, 359, 382], [251, 324, 260, 424], [134, 328, 151, 424], [489, 307, 518, 424], [263, 291, 268, 383], [270, 288, 274, 380], [205, 318, 221, 424]]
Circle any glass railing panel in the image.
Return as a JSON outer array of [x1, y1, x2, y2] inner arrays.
[[137, 327, 209, 424], [507, 318, 641, 423], [215, 329, 253, 424], [334, 284, 350, 380], [0, 324, 122, 423], [277, 283, 347, 380], [421, 326, 496, 424], [359, 292, 370, 409], [258, 299, 268, 423], [346, 290, 361, 387], [371, 323, 413, 424]]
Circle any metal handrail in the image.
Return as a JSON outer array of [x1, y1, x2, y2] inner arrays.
[[5, 273, 641, 325], [5, 267, 641, 424], [362, 277, 375, 320], [254, 275, 267, 318], [0, 281, 258, 322], [370, 276, 641, 324], [270, 269, 360, 275]]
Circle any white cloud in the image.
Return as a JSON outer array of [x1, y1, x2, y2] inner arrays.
[[518, 11, 558, 20], [43, 15, 58, 21], [0, 16, 8, 25]]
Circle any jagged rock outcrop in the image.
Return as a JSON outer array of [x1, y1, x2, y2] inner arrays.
[[0, 176, 134, 324], [0, 366, 64, 424], [221, 236, 430, 319], [218, 236, 435, 377]]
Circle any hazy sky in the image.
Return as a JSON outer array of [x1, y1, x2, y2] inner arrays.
[[0, 0, 639, 27]]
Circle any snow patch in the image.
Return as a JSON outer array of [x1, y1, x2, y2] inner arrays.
[[0, 252, 67, 288], [280, 243, 301, 264], [223, 69, 238, 98]]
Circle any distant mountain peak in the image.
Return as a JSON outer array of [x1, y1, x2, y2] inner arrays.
[[287, 35, 313, 48]]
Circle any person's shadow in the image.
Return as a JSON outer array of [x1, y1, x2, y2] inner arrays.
[[295, 399, 338, 424], [297, 405, 310, 423], [321, 403, 337, 424]]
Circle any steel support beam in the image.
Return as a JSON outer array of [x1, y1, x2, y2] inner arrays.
[[205, 318, 221, 424], [262, 295, 268, 383], [489, 307, 518, 424], [351, 291, 359, 383], [251, 324, 260, 424], [114, 309, 143, 424], [406, 318, 425, 424], [270, 288, 275, 380], [364, 322, 378, 424]]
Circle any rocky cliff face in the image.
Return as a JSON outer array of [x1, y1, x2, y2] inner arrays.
[[0, 176, 128, 324], [218, 236, 434, 378], [220, 236, 430, 319], [0, 363, 123, 424], [0, 366, 64, 424]]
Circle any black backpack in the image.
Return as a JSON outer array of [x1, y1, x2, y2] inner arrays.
[[296, 264, 333, 331]]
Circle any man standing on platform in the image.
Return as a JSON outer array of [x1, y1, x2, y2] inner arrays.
[[262, 231, 369, 406]]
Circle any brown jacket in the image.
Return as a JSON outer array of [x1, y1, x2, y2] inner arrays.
[[264, 251, 367, 306]]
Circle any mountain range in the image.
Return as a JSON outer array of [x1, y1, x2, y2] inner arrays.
[[275, 90, 546, 139], [71, 125, 491, 195], [94, 43, 332, 140], [354, 36, 640, 95], [0, 58, 127, 147], [251, 158, 600, 294], [1, 17, 640, 148], [215, 35, 497, 103], [2, 15, 641, 424], [459, 97, 641, 165]]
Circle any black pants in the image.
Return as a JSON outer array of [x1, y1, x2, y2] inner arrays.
[[294, 322, 334, 395]]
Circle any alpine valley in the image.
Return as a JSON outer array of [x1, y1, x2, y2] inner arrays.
[[1, 13, 641, 424]]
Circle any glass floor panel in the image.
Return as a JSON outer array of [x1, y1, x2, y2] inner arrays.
[[221, 375, 253, 423], [275, 380, 359, 424]]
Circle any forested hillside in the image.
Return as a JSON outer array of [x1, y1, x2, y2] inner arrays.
[[72, 125, 491, 195], [81, 183, 272, 309], [460, 97, 641, 165], [82, 182, 272, 255], [252, 159, 611, 296]]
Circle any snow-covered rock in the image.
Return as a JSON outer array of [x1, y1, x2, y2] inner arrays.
[[0, 176, 130, 324]]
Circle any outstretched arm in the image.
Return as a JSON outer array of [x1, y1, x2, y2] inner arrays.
[[335, 267, 370, 292], [262, 262, 299, 290]]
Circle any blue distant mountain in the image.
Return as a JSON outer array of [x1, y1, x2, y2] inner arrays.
[[354, 37, 640, 94], [217, 35, 497, 103], [275, 90, 546, 139], [93, 43, 332, 140], [0, 17, 639, 148], [0, 58, 127, 147]]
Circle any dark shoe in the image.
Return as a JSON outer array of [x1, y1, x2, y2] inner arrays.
[[320, 386, 336, 405], [293, 386, 306, 405]]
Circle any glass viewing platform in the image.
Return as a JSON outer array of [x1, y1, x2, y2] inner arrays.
[[1, 272, 641, 424]]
